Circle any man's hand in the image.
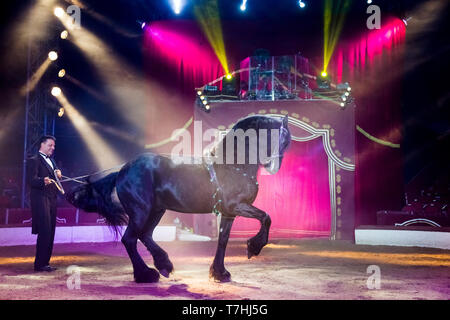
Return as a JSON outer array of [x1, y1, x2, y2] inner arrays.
[[55, 169, 62, 179], [44, 177, 52, 186]]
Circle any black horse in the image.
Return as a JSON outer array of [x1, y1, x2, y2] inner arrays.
[[66, 115, 291, 283]]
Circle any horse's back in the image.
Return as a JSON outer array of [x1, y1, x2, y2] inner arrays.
[[117, 153, 216, 213]]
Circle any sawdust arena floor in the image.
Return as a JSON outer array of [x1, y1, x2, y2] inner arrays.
[[0, 238, 448, 300]]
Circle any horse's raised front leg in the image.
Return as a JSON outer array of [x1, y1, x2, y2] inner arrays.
[[233, 203, 271, 259], [210, 215, 234, 282]]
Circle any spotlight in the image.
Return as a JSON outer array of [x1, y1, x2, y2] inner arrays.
[[60, 30, 69, 39], [136, 20, 147, 29], [200, 96, 205, 100], [240, 0, 247, 11], [341, 94, 347, 101], [202, 100, 208, 105], [345, 91, 350, 96], [225, 74, 232, 80], [48, 51, 58, 61], [58, 107, 65, 117], [402, 17, 412, 26], [54, 7, 64, 18], [51, 87, 62, 97], [367, 0, 372, 4], [299, 1, 306, 8], [58, 69, 66, 78], [172, 0, 183, 14], [197, 90, 203, 96], [340, 102, 345, 108], [321, 71, 327, 77], [205, 104, 210, 110], [347, 87, 352, 92]]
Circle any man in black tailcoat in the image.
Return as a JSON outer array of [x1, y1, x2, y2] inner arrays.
[[27, 135, 62, 272]]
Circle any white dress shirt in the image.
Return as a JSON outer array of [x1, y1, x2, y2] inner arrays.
[[39, 152, 55, 170]]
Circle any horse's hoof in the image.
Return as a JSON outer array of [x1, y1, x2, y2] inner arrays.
[[159, 269, 170, 278], [247, 239, 260, 259], [212, 272, 231, 283], [215, 276, 231, 283], [209, 266, 231, 283], [155, 258, 174, 277], [134, 268, 160, 283]]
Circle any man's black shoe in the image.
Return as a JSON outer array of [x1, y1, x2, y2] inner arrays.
[[34, 265, 57, 272]]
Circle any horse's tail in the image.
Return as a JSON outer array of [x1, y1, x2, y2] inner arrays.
[[66, 172, 128, 239]]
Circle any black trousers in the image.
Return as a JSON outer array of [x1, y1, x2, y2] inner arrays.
[[34, 196, 57, 269]]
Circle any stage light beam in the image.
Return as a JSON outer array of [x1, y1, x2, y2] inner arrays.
[[54, 9, 150, 131], [323, 0, 350, 76], [194, 0, 230, 75], [240, 0, 247, 11], [53, 92, 123, 169], [171, 0, 184, 15], [20, 58, 52, 95]]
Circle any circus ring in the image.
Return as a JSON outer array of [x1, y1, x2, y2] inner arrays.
[[194, 99, 356, 241]]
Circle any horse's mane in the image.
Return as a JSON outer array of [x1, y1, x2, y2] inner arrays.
[[231, 115, 280, 132], [210, 115, 284, 165]]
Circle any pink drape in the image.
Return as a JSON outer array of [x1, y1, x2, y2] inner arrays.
[[143, 20, 225, 95], [231, 138, 331, 239], [327, 17, 407, 225]]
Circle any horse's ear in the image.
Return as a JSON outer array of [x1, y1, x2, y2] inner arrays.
[[282, 115, 289, 128]]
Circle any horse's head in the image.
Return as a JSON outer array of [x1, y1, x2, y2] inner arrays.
[[214, 115, 291, 172], [66, 182, 99, 212], [262, 115, 291, 174]]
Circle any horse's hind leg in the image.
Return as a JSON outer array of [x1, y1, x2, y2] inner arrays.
[[121, 225, 160, 283], [139, 208, 174, 278]]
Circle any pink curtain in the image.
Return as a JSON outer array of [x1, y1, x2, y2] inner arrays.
[[327, 17, 407, 225], [231, 138, 331, 239], [143, 20, 225, 153], [143, 20, 225, 95]]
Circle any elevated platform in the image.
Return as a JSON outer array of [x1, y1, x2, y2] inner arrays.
[[355, 225, 450, 250], [0, 208, 213, 246], [0, 225, 177, 246]]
